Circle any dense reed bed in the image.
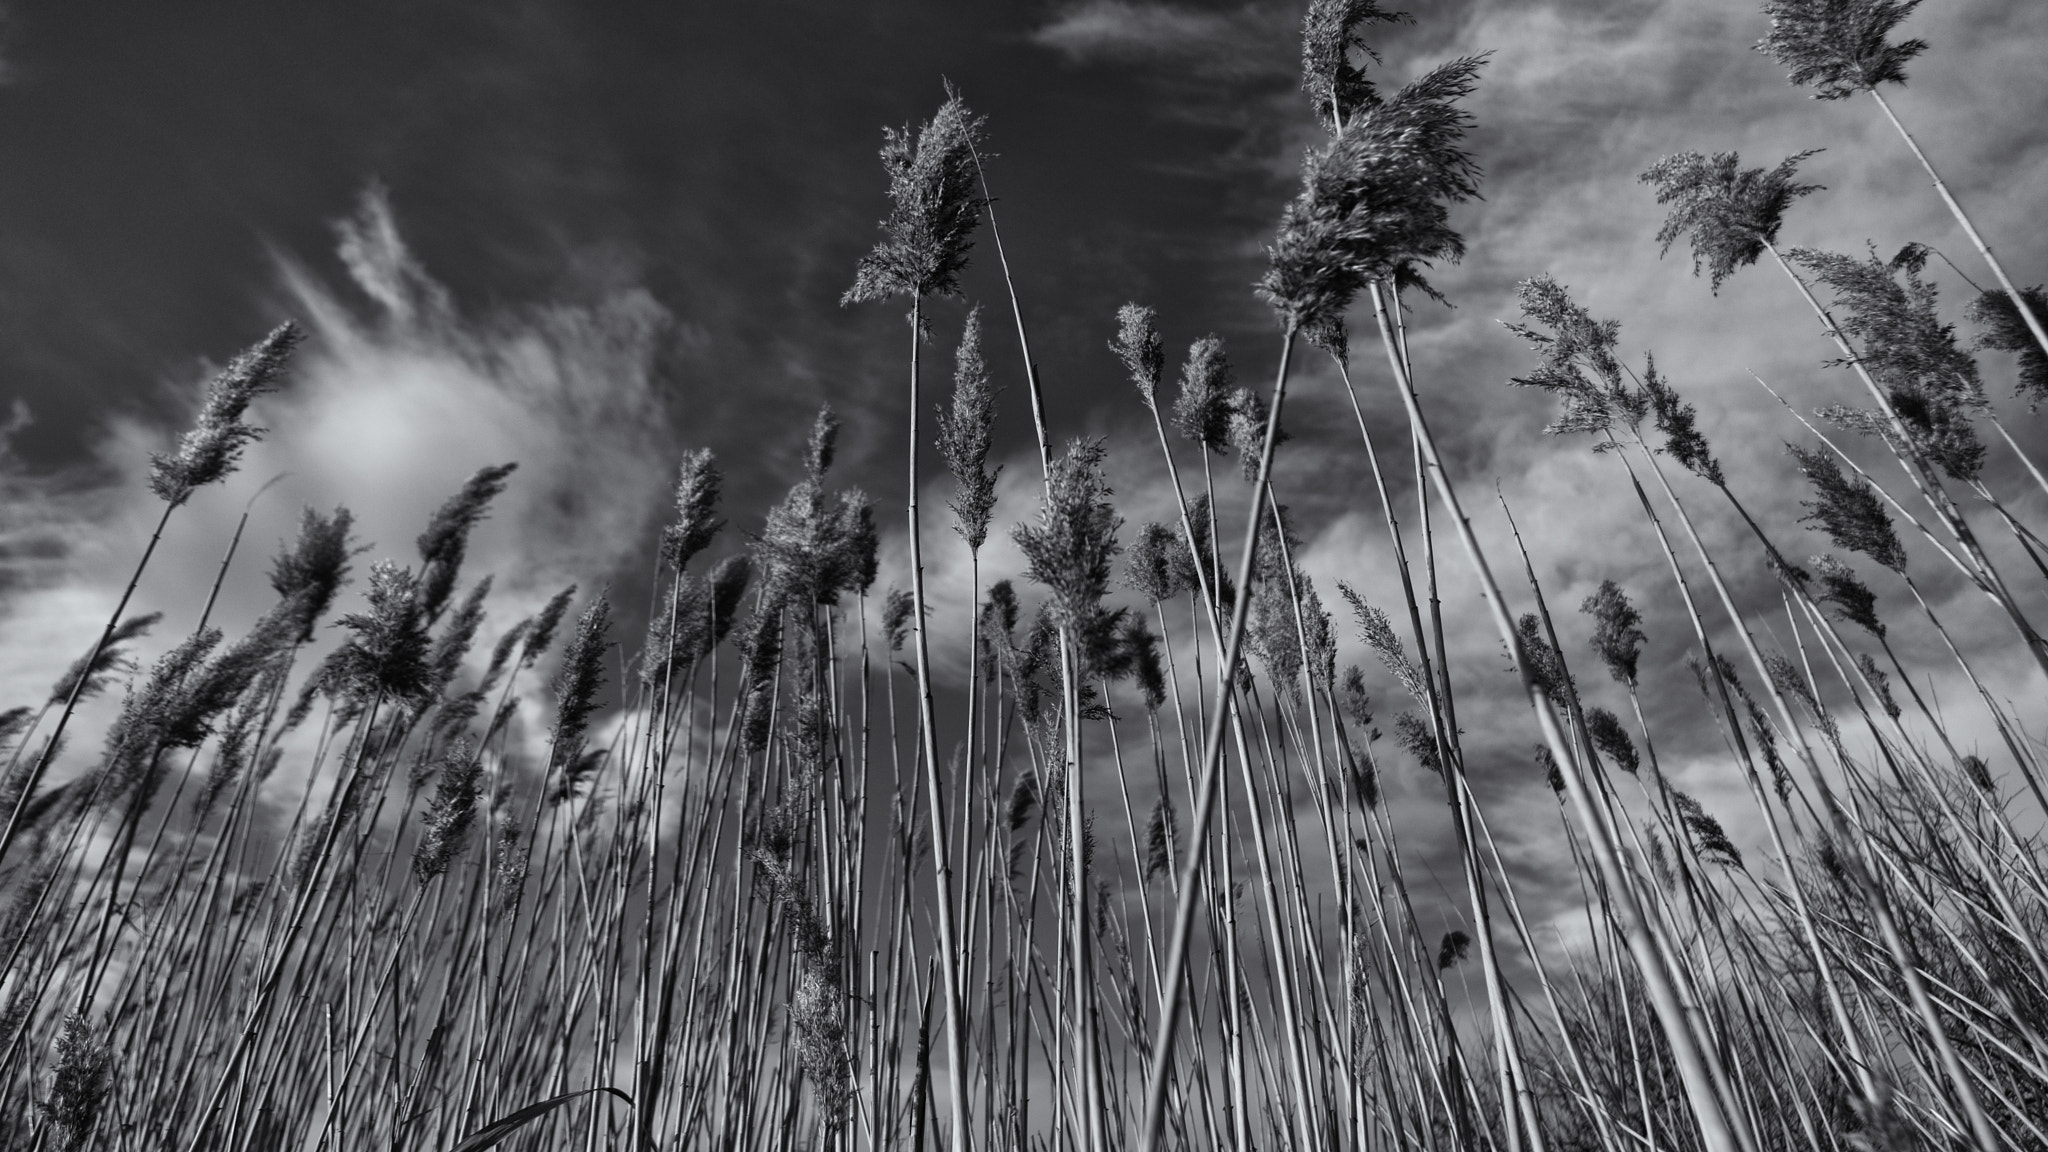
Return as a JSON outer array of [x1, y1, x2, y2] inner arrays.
[[2, 1, 2045, 1149]]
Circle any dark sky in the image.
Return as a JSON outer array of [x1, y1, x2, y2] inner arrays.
[[0, 0, 1312, 471], [2, 0, 2044, 947]]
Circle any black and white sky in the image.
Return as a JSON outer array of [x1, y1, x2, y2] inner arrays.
[[1, 0, 2043, 923]]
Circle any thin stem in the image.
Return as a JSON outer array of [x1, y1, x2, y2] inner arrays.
[[904, 298, 973, 1152], [1138, 325, 1295, 1152]]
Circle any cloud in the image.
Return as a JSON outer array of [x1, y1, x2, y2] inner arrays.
[[270, 186, 675, 606], [1032, 1, 1297, 82], [1029, 0, 1309, 163], [0, 185, 680, 779]]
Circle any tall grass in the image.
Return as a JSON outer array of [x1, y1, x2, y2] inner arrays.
[[2, 2, 2045, 1150]]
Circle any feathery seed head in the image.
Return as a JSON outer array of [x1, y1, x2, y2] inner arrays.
[[413, 739, 483, 882], [1968, 286, 2048, 407], [492, 816, 528, 922], [1172, 336, 1235, 452], [1641, 357, 1724, 485], [415, 463, 516, 624], [1788, 445, 1906, 571], [1123, 614, 1167, 711], [661, 448, 725, 572], [758, 414, 875, 606], [937, 307, 1001, 552], [1641, 149, 1822, 292], [1302, 312, 1350, 363], [0, 706, 31, 759], [1515, 613, 1572, 702], [1812, 554, 1885, 637], [330, 561, 435, 706], [1792, 246, 1980, 401], [1757, 0, 1927, 99], [1111, 303, 1165, 407], [1341, 583, 1428, 706], [805, 406, 842, 482], [842, 89, 988, 306], [829, 489, 880, 600], [1013, 439, 1123, 640], [1226, 385, 1289, 482], [198, 686, 271, 815], [1506, 275, 1637, 438], [881, 587, 914, 654], [428, 576, 492, 693], [1183, 493, 1234, 608], [88, 617, 205, 801], [42, 1013, 113, 1151], [168, 607, 299, 748], [48, 612, 161, 706], [1769, 652, 1831, 738], [1006, 771, 1040, 831], [1537, 744, 1566, 793], [1143, 796, 1179, 879], [270, 506, 359, 643], [1436, 929, 1470, 971], [1301, 577, 1337, 690], [705, 557, 753, 655], [1792, 245, 1985, 479], [1259, 55, 1486, 331], [1582, 579, 1647, 687], [1250, 569, 1304, 698], [641, 576, 697, 688], [1675, 789, 1745, 868], [1394, 711, 1441, 776], [1344, 742, 1381, 810], [981, 578, 1020, 652], [1586, 707, 1640, 775], [148, 322, 302, 506], [548, 596, 611, 774], [485, 619, 532, 680], [1339, 665, 1374, 731], [521, 586, 579, 669], [1125, 522, 1189, 604], [1856, 652, 1900, 719], [1300, 0, 1411, 131]]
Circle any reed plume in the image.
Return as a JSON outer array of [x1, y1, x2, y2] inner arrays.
[[415, 462, 517, 624], [841, 88, 986, 308], [937, 305, 999, 552], [147, 322, 302, 506], [1299, 0, 1411, 131], [1756, 0, 1926, 99], [1641, 149, 1821, 291]]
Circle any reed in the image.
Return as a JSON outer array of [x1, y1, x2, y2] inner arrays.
[[1, 3, 2043, 1150]]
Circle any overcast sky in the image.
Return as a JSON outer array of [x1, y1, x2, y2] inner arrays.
[[1, 0, 2043, 943]]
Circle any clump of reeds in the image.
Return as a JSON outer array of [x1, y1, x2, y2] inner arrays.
[[0, 5, 2044, 1152]]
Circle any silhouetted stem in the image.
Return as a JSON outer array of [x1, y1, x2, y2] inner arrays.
[[1138, 326, 1295, 1152], [0, 500, 179, 867], [1764, 242, 2048, 683], [904, 297, 973, 1152], [1870, 89, 2048, 362], [1367, 280, 1751, 1152]]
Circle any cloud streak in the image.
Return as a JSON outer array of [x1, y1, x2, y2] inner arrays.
[[1033, 1, 1298, 82], [0, 186, 681, 780]]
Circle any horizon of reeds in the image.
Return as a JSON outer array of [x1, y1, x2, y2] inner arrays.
[[2, 1, 2046, 1149]]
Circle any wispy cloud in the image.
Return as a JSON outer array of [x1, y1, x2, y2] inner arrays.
[[271, 185, 676, 604], [1032, 1, 1297, 82], [0, 185, 680, 769], [1029, 0, 1309, 173]]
